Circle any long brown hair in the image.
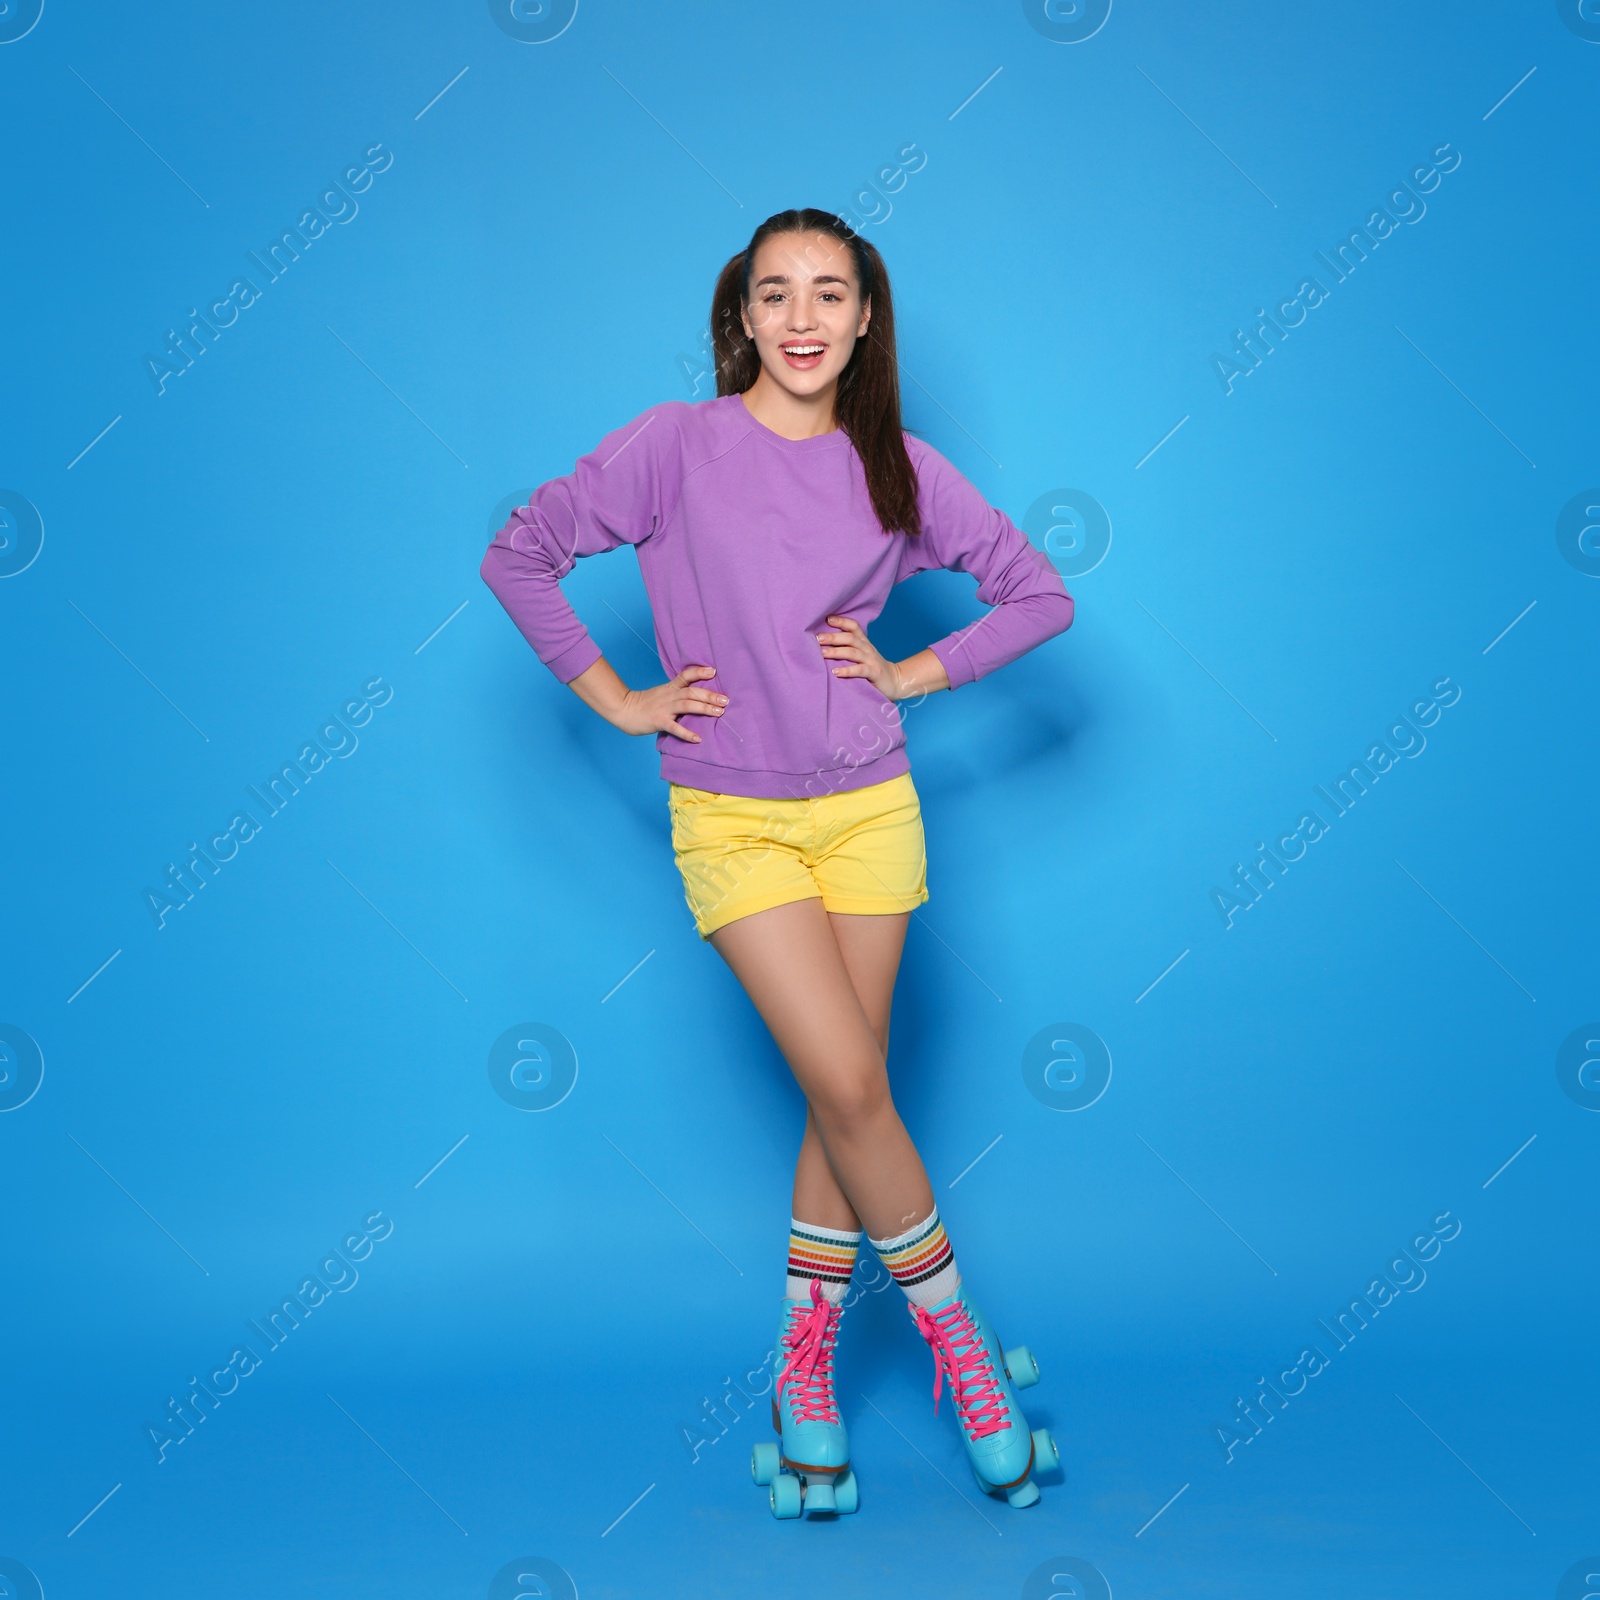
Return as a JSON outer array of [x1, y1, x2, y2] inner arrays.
[[711, 208, 922, 538]]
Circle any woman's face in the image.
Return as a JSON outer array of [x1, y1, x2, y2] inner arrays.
[[740, 230, 871, 401]]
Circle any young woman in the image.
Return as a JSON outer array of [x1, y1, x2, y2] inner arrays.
[[481, 208, 1074, 1519]]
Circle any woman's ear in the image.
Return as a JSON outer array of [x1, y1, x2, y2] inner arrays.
[[857, 296, 871, 338]]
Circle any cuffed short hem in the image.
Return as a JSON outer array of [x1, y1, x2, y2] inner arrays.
[[816, 888, 930, 918], [694, 884, 823, 941], [695, 885, 931, 941]]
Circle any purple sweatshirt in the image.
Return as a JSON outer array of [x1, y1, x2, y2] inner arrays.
[[480, 393, 1074, 799]]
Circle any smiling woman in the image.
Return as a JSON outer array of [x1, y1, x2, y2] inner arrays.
[[480, 205, 1075, 1526], [710, 212, 923, 546]]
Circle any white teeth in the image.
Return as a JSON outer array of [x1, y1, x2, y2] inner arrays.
[[785, 345, 824, 355]]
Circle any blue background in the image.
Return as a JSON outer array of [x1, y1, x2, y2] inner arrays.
[[4, 2, 1597, 1595]]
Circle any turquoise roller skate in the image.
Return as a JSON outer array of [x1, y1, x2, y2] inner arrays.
[[910, 1285, 1058, 1508], [750, 1279, 859, 1519]]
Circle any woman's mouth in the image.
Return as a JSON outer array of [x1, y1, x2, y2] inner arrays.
[[780, 342, 827, 370]]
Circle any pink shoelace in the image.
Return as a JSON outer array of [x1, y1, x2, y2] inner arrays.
[[911, 1299, 1010, 1439], [777, 1279, 841, 1424]]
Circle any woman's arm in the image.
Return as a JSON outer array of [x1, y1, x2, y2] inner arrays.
[[892, 441, 1075, 690], [480, 403, 682, 685], [482, 404, 726, 739]]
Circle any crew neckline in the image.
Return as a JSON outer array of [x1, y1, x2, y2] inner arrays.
[[728, 392, 851, 452]]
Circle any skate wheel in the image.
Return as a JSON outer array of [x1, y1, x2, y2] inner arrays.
[[833, 1469, 859, 1514], [769, 1473, 802, 1519], [751, 1441, 779, 1486], [1005, 1478, 1041, 1509], [1031, 1427, 1060, 1473], [1004, 1344, 1040, 1389], [803, 1479, 837, 1515]]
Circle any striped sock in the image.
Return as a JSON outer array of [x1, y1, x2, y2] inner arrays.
[[785, 1218, 862, 1307], [869, 1207, 960, 1309]]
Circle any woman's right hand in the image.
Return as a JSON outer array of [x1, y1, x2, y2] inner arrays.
[[618, 665, 727, 742], [567, 658, 727, 741]]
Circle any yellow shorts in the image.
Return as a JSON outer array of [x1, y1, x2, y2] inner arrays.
[[668, 771, 930, 939]]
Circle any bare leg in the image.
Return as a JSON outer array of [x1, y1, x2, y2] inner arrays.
[[710, 899, 935, 1241], [790, 911, 910, 1229], [791, 1106, 856, 1230]]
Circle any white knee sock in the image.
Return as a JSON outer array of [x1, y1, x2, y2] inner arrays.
[[868, 1206, 961, 1309], [785, 1217, 861, 1307]]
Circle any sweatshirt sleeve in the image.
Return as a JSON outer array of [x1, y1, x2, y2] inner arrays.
[[480, 403, 680, 684], [896, 439, 1074, 691]]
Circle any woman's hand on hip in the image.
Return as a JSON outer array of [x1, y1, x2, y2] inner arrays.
[[817, 615, 902, 698], [567, 657, 726, 741], [618, 664, 727, 742], [817, 615, 944, 701]]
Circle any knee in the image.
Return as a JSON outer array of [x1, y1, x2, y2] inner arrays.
[[810, 1054, 892, 1133]]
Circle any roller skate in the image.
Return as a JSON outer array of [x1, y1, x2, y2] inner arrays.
[[750, 1279, 859, 1518], [910, 1285, 1058, 1507]]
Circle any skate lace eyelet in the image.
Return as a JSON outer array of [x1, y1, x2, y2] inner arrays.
[[913, 1300, 1010, 1438], [777, 1282, 841, 1425]]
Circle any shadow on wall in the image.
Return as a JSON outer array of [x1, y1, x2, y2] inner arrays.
[[552, 685, 675, 844], [876, 572, 1089, 800]]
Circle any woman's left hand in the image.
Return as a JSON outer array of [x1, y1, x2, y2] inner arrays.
[[816, 614, 907, 700]]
